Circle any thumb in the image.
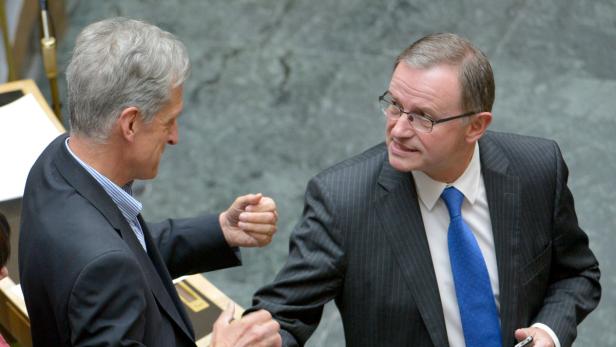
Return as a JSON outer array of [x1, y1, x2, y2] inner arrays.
[[233, 193, 263, 210], [515, 328, 531, 341], [216, 302, 235, 327]]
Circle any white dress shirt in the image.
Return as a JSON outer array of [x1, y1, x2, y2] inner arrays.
[[412, 143, 560, 347]]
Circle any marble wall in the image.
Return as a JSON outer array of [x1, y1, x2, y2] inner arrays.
[[35, 0, 615, 345]]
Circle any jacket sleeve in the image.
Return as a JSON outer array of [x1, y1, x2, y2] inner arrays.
[[146, 213, 241, 278], [249, 176, 346, 347], [68, 250, 147, 346], [532, 142, 601, 347]]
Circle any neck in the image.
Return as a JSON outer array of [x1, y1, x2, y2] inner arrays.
[[430, 142, 476, 183], [68, 134, 131, 187]]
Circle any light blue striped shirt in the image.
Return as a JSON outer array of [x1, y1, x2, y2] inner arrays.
[[65, 138, 147, 251]]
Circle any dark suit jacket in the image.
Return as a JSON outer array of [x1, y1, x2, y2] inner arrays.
[[19, 134, 241, 347], [251, 131, 601, 347]]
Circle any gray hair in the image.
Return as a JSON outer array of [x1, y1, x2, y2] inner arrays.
[[66, 17, 191, 141], [394, 33, 495, 113]]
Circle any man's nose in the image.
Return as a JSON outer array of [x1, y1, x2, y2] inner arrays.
[[168, 125, 179, 145], [390, 114, 415, 137]]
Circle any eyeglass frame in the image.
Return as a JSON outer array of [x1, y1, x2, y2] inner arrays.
[[379, 91, 480, 133]]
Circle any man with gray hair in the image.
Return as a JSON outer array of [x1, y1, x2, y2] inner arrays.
[[19, 17, 281, 347], [250, 33, 600, 347]]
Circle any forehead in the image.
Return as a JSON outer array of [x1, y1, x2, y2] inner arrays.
[[389, 63, 462, 111]]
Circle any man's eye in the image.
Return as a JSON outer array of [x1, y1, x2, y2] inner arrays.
[[417, 113, 433, 122]]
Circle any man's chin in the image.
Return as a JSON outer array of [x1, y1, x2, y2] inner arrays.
[[388, 154, 418, 173], [138, 169, 158, 181]]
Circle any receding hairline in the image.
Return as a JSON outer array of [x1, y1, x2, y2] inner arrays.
[[391, 33, 495, 112]]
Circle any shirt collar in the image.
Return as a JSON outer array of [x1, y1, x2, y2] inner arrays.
[[64, 137, 142, 221], [412, 143, 482, 210]]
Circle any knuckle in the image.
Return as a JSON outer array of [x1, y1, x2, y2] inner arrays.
[[247, 325, 266, 341], [255, 309, 271, 319], [272, 319, 280, 331]]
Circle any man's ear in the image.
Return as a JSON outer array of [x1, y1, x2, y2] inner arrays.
[[117, 107, 140, 142], [466, 111, 492, 143]]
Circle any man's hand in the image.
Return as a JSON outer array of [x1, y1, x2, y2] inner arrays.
[[211, 303, 282, 347], [219, 193, 278, 248], [515, 327, 555, 347]]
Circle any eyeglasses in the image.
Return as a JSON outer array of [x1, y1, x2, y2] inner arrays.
[[378, 91, 478, 133]]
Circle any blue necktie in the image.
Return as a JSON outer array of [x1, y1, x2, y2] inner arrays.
[[441, 186, 502, 347]]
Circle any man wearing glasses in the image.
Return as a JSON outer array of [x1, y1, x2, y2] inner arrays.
[[250, 33, 600, 347]]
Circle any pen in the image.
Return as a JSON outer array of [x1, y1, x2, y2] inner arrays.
[[514, 335, 533, 347]]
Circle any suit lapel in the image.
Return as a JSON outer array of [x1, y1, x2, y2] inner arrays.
[[53, 135, 194, 342], [115, 217, 195, 342], [140, 216, 195, 339], [376, 158, 449, 347], [53, 134, 127, 231], [479, 134, 521, 346]]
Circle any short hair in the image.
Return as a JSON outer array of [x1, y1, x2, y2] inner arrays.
[[394, 33, 495, 113], [0, 212, 10, 267], [66, 17, 191, 142]]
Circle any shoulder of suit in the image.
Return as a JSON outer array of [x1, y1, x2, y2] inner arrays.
[[482, 130, 559, 157], [315, 142, 387, 179], [29, 133, 69, 170], [24, 133, 70, 190], [483, 130, 556, 146], [481, 131, 563, 180], [22, 188, 129, 259]]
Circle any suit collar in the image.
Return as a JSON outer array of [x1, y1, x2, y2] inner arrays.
[[51, 133, 195, 342], [479, 132, 520, 346], [53, 134, 128, 231], [478, 131, 510, 174], [64, 136, 144, 226], [376, 151, 405, 193]]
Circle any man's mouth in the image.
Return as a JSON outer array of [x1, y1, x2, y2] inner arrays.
[[390, 140, 419, 153]]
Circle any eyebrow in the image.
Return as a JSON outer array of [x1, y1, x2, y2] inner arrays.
[[389, 92, 437, 116]]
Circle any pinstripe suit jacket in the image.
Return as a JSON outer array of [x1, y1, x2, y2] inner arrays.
[[252, 131, 600, 347]]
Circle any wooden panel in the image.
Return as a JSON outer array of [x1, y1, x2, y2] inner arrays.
[[0, 277, 30, 347], [7, 301, 31, 347]]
